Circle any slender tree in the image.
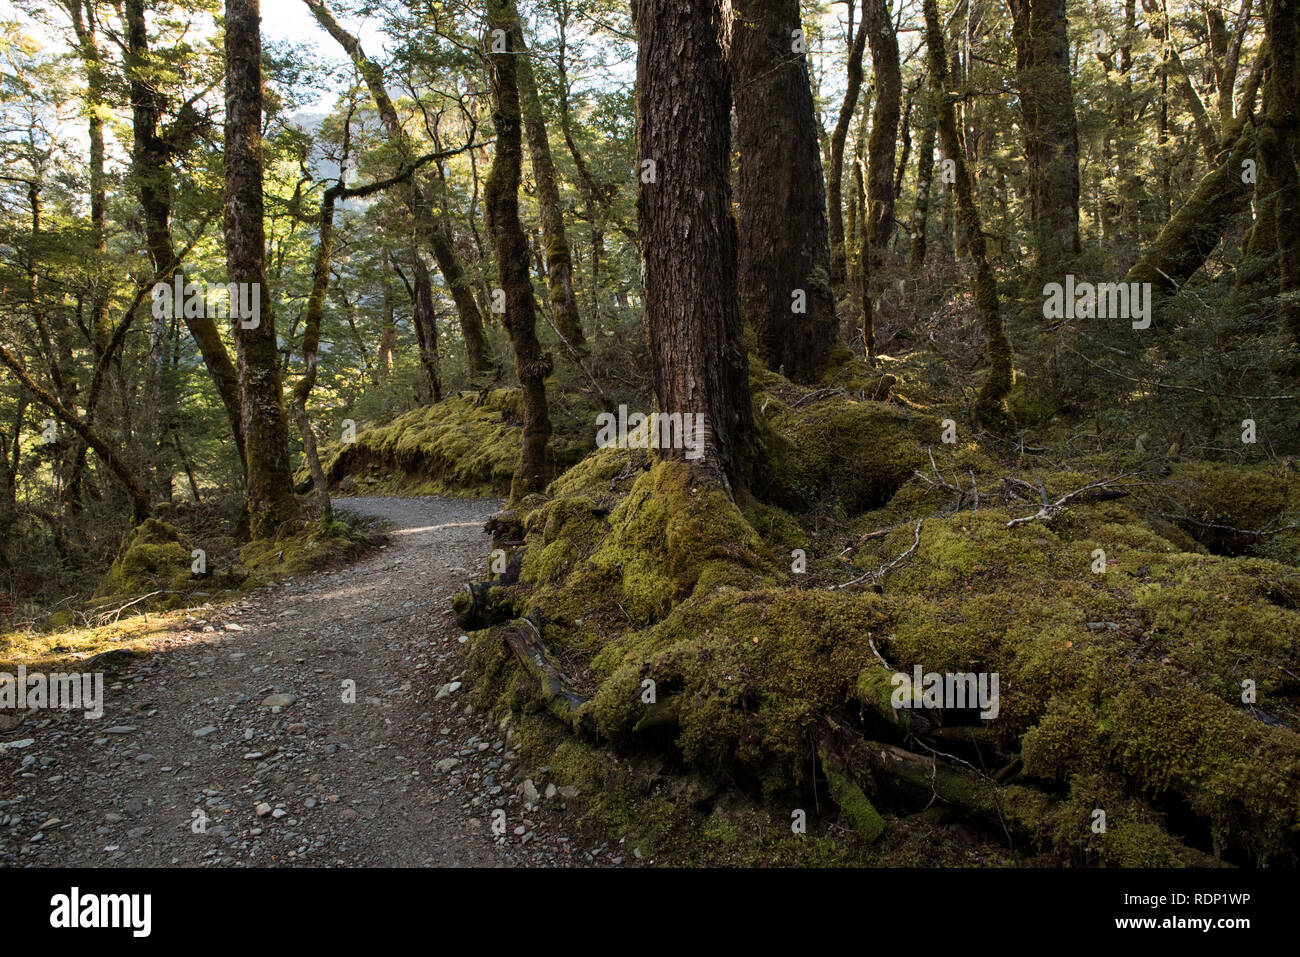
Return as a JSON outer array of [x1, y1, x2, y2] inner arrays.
[[225, 0, 298, 536], [1008, 0, 1081, 274], [860, 0, 900, 358], [922, 0, 1011, 423], [827, 8, 868, 295], [303, 0, 494, 380], [503, 0, 588, 359], [485, 0, 553, 499]]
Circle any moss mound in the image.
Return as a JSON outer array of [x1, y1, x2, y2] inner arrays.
[[239, 517, 375, 580], [757, 391, 932, 513], [313, 388, 593, 496], [95, 519, 198, 605]]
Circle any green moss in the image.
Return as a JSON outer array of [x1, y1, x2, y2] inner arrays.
[[759, 393, 930, 513], [448, 367, 1300, 866], [820, 752, 886, 840], [239, 517, 373, 580], [1133, 461, 1294, 556], [316, 389, 594, 496], [95, 519, 196, 603]]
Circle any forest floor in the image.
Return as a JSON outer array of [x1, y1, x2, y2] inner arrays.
[[0, 496, 628, 867]]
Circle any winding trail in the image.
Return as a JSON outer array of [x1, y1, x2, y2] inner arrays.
[[0, 496, 623, 868]]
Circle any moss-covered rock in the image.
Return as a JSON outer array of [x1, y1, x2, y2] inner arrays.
[[758, 393, 931, 513], [95, 519, 197, 603]]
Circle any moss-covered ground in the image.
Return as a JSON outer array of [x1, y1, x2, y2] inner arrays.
[[438, 349, 1300, 867]]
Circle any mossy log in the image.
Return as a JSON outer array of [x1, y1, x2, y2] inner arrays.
[[499, 618, 591, 730]]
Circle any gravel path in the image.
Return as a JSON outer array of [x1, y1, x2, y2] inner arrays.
[[0, 496, 627, 867]]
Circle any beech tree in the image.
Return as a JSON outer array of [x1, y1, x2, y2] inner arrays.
[[224, 0, 298, 535], [730, 0, 836, 382], [859, 0, 900, 358], [485, 0, 553, 499], [638, 0, 755, 485], [922, 0, 1012, 423]]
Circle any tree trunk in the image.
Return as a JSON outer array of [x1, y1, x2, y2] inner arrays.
[[410, 257, 444, 401], [485, 0, 553, 501], [827, 13, 868, 296], [225, 0, 299, 537], [922, 0, 1012, 424], [908, 102, 936, 270], [729, 0, 837, 382], [0, 344, 149, 523], [1008, 0, 1081, 274], [1260, 0, 1300, 349], [638, 0, 756, 486], [1126, 123, 1257, 292], [126, 0, 246, 474], [504, 0, 587, 359], [860, 0, 901, 359]]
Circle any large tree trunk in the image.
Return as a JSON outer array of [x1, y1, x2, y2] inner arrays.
[[729, 0, 837, 382], [638, 0, 755, 486], [1008, 0, 1080, 274], [922, 0, 1012, 424], [860, 0, 901, 358], [225, 0, 299, 537], [485, 0, 553, 501], [126, 0, 245, 473], [827, 13, 868, 296], [303, 0, 493, 379]]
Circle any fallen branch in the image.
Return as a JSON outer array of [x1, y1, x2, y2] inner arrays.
[[1005, 473, 1141, 527], [830, 519, 924, 591], [499, 618, 590, 729]]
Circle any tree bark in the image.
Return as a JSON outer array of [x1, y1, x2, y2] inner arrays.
[[1008, 0, 1080, 274], [1259, 0, 1300, 349], [225, 0, 299, 537], [485, 0, 553, 501], [729, 0, 837, 382], [827, 13, 868, 295], [923, 0, 1012, 424], [638, 0, 756, 486], [126, 0, 246, 473], [860, 0, 901, 358]]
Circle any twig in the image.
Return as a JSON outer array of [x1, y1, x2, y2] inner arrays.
[[1005, 473, 1141, 527], [790, 387, 849, 409], [829, 519, 924, 591]]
